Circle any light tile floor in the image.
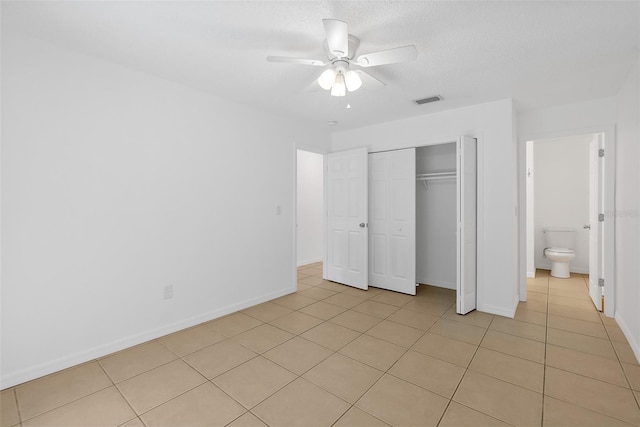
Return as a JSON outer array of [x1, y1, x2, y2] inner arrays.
[[2, 266, 639, 426]]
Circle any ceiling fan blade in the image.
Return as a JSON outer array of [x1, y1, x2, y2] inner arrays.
[[354, 70, 386, 89], [356, 45, 417, 67], [267, 56, 326, 66], [323, 19, 349, 58]]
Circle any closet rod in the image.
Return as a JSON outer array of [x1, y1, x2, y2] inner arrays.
[[416, 171, 456, 181]]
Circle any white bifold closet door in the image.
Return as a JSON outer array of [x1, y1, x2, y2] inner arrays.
[[457, 136, 477, 314], [369, 148, 416, 295], [325, 148, 369, 290]]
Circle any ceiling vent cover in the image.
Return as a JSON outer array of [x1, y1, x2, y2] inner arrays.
[[414, 95, 443, 105]]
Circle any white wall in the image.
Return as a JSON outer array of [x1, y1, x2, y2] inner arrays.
[[0, 33, 329, 387], [332, 99, 518, 317], [614, 60, 640, 362], [533, 135, 590, 273], [296, 150, 324, 266]]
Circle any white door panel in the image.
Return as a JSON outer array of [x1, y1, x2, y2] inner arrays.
[[588, 136, 602, 310], [369, 149, 416, 295], [457, 136, 477, 314], [326, 148, 368, 289]]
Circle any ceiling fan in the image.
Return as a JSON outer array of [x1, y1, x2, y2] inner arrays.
[[267, 19, 417, 97]]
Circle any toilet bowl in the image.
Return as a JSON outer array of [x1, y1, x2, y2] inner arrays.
[[544, 247, 576, 278]]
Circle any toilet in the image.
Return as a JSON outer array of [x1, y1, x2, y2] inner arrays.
[[543, 228, 576, 278]]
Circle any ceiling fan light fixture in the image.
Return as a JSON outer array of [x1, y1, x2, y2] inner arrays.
[[318, 68, 337, 90], [344, 70, 362, 92], [331, 72, 346, 96]]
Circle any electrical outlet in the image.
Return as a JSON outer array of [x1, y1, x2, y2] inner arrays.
[[164, 285, 173, 300]]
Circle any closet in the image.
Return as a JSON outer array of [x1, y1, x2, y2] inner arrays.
[[325, 136, 477, 314]]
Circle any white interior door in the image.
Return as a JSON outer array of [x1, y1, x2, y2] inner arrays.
[[325, 148, 369, 289], [369, 149, 416, 295], [588, 136, 602, 310], [457, 136, 477, 314]]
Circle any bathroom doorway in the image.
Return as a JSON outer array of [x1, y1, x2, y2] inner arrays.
[[524, 132, 611, 313], [295, 149, 325, 273]]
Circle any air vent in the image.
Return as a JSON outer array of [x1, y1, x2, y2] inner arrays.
[[414, 95, 443, 105]]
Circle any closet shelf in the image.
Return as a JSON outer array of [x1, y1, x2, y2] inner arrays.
[[416, 171, 456, 181]]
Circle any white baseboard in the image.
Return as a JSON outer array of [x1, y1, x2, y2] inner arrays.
[[480, 296, 519, 318], [297, 257, 322, 267], [615, 314, 640, 364], [0, 286, 294, 389]]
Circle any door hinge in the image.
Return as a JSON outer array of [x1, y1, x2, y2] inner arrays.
[[598, 213, 605, 222], [598, 278, 605, 287], [599, 149, 605, 157]]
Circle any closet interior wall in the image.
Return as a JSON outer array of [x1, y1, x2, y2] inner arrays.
[[416, 143, 457, 289]]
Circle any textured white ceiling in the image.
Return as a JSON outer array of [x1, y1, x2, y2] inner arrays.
[[3, 1, 639, 129]]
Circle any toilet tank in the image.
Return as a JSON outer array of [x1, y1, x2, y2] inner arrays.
[[543, 228, 576, 249]]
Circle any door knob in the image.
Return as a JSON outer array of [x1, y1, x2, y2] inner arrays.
[[359, 223, 366, 228], [583, 224, 591, 229]]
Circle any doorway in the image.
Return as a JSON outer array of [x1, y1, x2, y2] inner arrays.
[[524, 132, 608, 312], [296, 149, 324, 270]]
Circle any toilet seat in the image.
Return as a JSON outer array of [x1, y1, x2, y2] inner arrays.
[[546, 247, 574, 254]]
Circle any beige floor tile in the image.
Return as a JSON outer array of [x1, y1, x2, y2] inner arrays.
[[301, 322, 361, 351], [157, 324, 225, 357], [356, 374, 449, 427], [439, 401, 511, 427], [443, 307, 495, 329], [339, 334, 406, 371], [16, 362, 113, 420], [303, 353, 383, 403], [323, 293, 367, 309], [453, 370, 542, 426], [182, 339, 257, 379], [605, 323, 629, 343], [526, 291, 548, 302], [490, 316, 546, 342], [242, 302, 293, 322], [116, 359, 206, 415], [613, 340, 640, 366], [263, 337, 333, 375], [140, 382, 245, 427], [623, 363, 640, 391], [299, 301, 346, 320], [514, 308, 547, 326], [341, 286, 382, 298], [213, 356, 296, 408], [389, 350, 465, 398], [333, 407, 390, 427], [268, 311, 323, 335], [547, 314, 608, 339], [99, 341, 177, 383], [469, 347, 544, 392], [330, 310, 381, 333], [411, 332, 478, 367], [232, 324, 294, 353], [205, 312, 263, 337], [317, 281, 353, 292], [253, 378, 350, 427], [543, 396, 635, 427], [481, 330, 545, 363], [386, 308, 439, 330], [227, 411, 268, 427], [297, 287, 337, 301], [22, 387, 135, 427], [370, 291, 414, 307], [545, 367, 640, 425], [298, 276, 326, 286], [352, 300, 399, 318], [365, 319, 423, 347], [119, 417, 145, 427], [528, 283, 549, 294], [270, 293, 317, 310], [429, 318, 486, 345], [1, 388, 19, 427], [546, 344, 628, 387], [549, 285, 592, 300], [547, 328, 617, 360], [402, 298, 452, 316], [548, 295, 595, 311], [296, 283, 314, 292], [516, 299, 548, 314], [548, 303, 601, 323]]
